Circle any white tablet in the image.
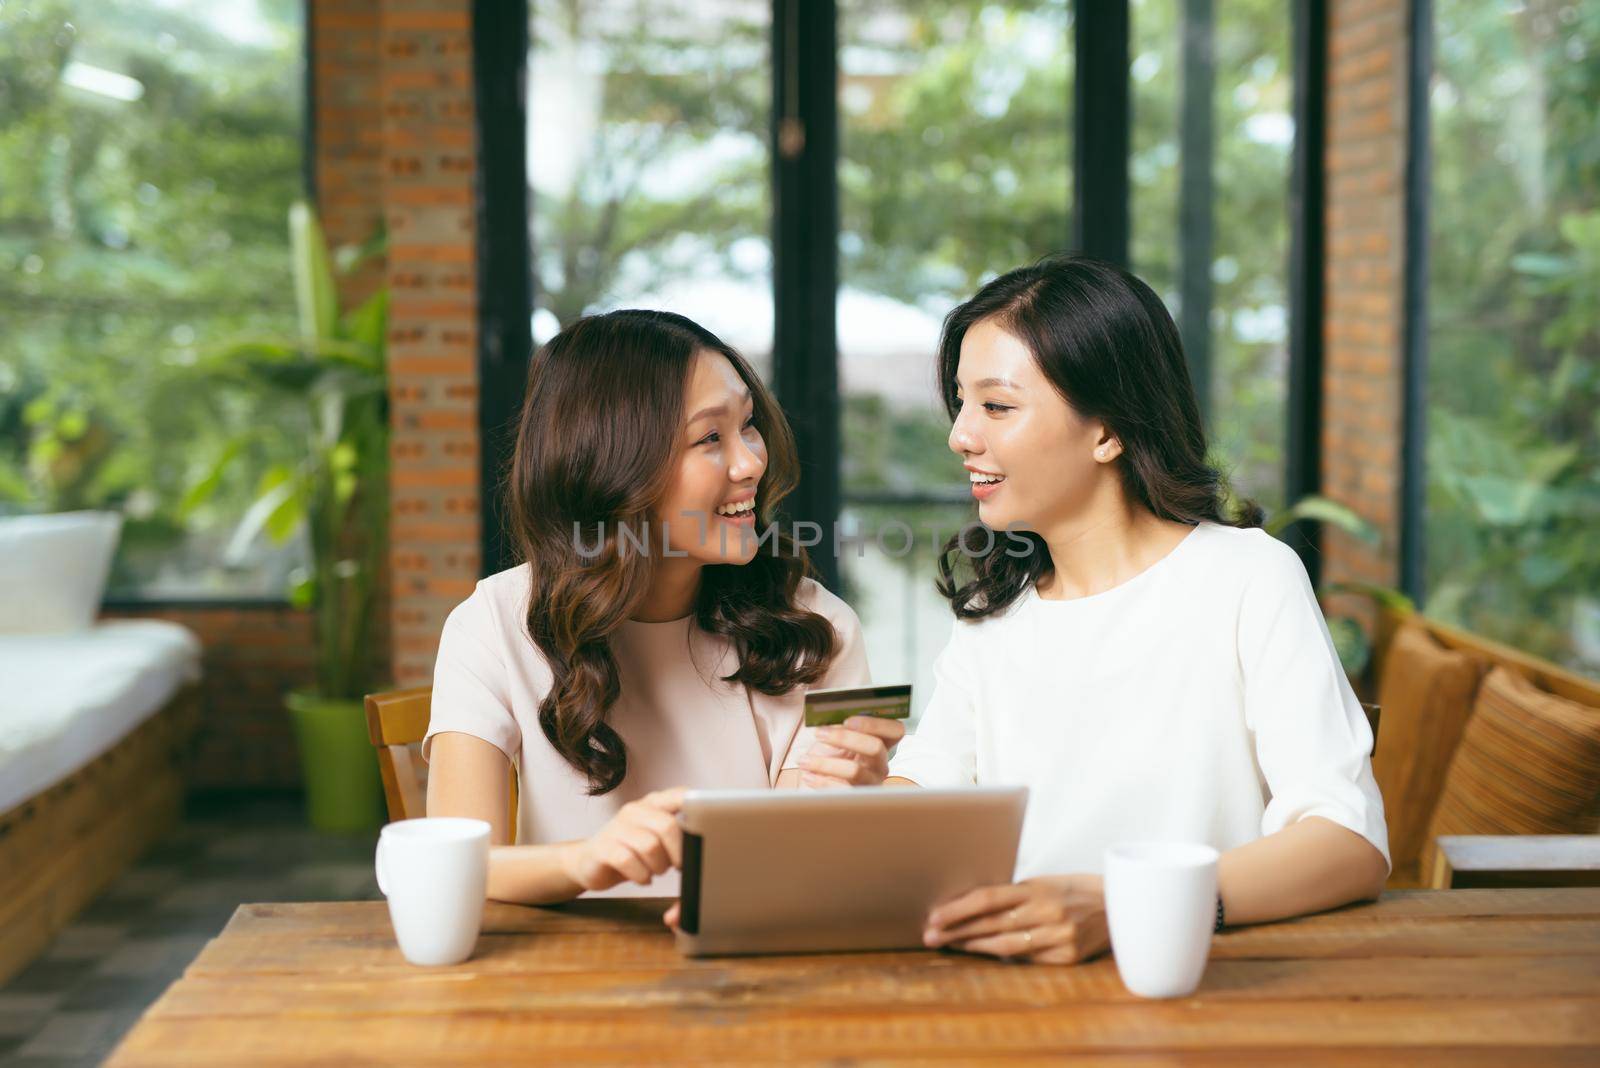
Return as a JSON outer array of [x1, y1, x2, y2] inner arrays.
[[673, 786, 1028, 957]]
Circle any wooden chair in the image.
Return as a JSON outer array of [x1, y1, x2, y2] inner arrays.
[[363, 686, 518, 835], [1372, 604, 1600, 890]]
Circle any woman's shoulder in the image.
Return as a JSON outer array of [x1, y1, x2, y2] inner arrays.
[[1186, 521, 1313, 597], [437, 563, 555, 688], [442, 563, 533, 645]]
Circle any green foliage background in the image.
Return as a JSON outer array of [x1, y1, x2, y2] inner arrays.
[[0, 0, 305, 596], [1425, 0, 1599, 670]]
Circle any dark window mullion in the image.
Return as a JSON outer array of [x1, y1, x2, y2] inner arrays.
[[1400, 0, 1432, 602], [474, 0, 533, 577], [1286, 0, 1328, 579], [771, 0, 841, 591], [303, 0, 317, 205], [1073, 0, 1130, 267], [1179, 0, 1215, 430]]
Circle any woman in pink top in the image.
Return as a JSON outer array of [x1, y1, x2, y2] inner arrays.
[[424, 310, 901, 909]]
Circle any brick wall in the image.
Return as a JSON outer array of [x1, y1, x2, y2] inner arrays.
[[380, 0, 483, 686], [314, 0, 386, 306], [104, 606, 313, 790], [1321, 0, 1411, 620]]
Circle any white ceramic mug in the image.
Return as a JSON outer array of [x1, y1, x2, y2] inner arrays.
[[375, 817, 491, 966], [1103, 841, 1220, 998]]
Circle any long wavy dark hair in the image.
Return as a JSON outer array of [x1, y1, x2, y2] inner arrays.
[[936, 255, 1262, 621], [508, 309, 838, 795]]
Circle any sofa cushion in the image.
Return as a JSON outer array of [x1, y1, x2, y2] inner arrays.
[[1421, 666, 1600, 880], [0, 620, 202, 813], [1371, 621, 1484, 877], [0, 511, 122, 633]]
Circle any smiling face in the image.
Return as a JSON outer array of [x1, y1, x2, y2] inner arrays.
[[654, 349, 768, 565], [947, 316, 1122, 533]]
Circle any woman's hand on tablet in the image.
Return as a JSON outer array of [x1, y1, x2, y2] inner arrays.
[[922, 875, 1109, 965], [559, 787, 687, 892], [797, 716, 907, 787]]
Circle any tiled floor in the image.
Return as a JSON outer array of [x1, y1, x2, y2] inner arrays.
[[0, 793, 380, 1067]]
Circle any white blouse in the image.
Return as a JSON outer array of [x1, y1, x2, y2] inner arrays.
[[887, 521, 1390, 879]]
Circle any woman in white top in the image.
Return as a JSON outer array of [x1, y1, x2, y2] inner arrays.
[[425, 310, 901, 910], [884, 256, 1390, 965]]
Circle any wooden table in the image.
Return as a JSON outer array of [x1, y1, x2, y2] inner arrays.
[[108, 889, 1600, 1065]]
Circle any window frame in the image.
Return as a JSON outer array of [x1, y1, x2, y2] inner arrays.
[[1400, 0, 1433, 604], [486, 0, 1330, 588]]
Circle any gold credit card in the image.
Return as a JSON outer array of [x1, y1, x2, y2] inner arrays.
[[803, 683, 912, 728]]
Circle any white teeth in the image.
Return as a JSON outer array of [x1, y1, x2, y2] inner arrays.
[[715, 499, 755, 516], [968, 472, 1005, 484]]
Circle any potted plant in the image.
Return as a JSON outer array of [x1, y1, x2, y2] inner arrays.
[[188, 202, 390, 831], [1261, 494, 1414, 683]]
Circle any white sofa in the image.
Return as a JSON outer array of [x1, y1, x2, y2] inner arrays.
[[0, 512, 203, 983], [0, 619, 201, 812]]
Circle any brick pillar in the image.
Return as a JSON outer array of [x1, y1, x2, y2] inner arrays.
[[313, 0, 385, 306], [1322, 0, 1410, 614], [380, 0, 482, 686]]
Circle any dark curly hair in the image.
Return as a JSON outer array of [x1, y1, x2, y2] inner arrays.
[[936, 255, 1262, 620], [508, 309, 838, 795]]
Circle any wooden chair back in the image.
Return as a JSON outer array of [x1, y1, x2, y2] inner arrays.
[[1375, 605, 1600, 707], [363, 686, 518, 833]]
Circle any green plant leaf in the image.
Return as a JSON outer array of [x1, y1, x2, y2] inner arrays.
[[1509, 252, 1574, 277], [254, 462, 296, 497], [1525, 441, 1580, 484], [288, 567, 316, 609], [0, 460, 32, 503], [1324, 581, 1416, 614], [263, 482, 306, 542], [334, 220, 388, 276], [1266, 495, 1380, 544], [21, 396, 53, 424], [1517, 553, 1570, 589], [1327, 616, 1371, 678], [341, 289, 388, 359], [289, 200, 339, 346], [1458, 474, 1546, 525], [56, 409, 88, 439], [178, 437, 245, 519], [223, 474, 304, 562]]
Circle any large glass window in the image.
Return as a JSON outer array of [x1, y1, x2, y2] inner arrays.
[[515, 0, 1311, 701], [527, 0, 772, 370], [1426, 0, 1600, 674], [0, 0, 307, 599], [1131, 0, 1294, 513], [837, 0, 1071, 702]]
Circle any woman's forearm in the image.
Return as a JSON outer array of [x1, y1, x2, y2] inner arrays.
[[487, 842, 585, 905], [1217, 816, 1388, 927]]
